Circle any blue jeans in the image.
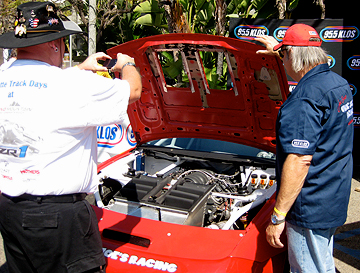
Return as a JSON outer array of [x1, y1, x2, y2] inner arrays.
[[286, 222, 337, 273]]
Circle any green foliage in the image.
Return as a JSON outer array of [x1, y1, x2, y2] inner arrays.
[[134, 0, 167, 29], [180, 0, 216, 33], [0, 0, 32, 33], [226, 0, 300, 19]]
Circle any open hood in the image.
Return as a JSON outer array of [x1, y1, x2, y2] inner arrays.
[[107, 34, 289, 153]]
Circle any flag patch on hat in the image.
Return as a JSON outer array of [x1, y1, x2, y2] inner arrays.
[[48, 18, 59, 26], [29, 18, 39, 28], [309, 31, 317, 35]]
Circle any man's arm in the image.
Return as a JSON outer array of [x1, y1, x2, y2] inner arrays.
[[119, 63, 142, 104], [111, 53, 142, 104], [266, 153, 312, 248], [77, 52, 142, 104]]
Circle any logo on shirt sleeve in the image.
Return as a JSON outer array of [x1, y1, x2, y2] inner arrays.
[[291, 139, 310, 148]]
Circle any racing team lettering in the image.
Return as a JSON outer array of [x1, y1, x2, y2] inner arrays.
[[103, 248, 177, 272], [339, 98, 354, 119]]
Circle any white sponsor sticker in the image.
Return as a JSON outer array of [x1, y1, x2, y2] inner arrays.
[[291, 139, 310, 148]]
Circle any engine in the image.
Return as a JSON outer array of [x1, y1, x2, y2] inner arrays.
[[98, 149, 276, 230]]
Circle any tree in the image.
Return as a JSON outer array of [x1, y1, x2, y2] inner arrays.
[[0, 0, 327, 57], [0, 0, 29, 35], [65, 0, 143, 48]]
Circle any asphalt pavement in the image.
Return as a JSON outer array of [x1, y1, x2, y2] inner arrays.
[[0, 178, 359, 273], [334, 173, 360, 273]]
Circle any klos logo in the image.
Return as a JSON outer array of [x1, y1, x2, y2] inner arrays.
[[234, 25, 269, 40], [126, 124, 137, 147], [288, 81, 298, 92], [97, 124, 124, 148], [327, 55, 336, 69], [273, 26, 289, 41], [347, 55, 360, 70], [350, 84, 357, 96], [320, 26, 359, 42]]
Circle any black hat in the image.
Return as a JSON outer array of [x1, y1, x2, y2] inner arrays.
[[0, 1, 82, 49]]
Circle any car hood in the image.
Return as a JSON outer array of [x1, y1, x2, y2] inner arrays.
[[107, 33, 289, 153]]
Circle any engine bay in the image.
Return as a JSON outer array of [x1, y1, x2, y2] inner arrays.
[[97, 147, 276, 230]]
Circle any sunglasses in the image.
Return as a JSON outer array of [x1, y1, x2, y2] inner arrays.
[[278, 47, 288, 59]]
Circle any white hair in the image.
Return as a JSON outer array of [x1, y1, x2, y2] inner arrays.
[[286, 46, 328, 73]]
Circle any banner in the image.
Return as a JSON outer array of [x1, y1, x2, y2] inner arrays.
[[230, 18, 360, 165]]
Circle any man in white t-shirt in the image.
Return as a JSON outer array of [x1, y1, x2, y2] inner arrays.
[[0, 2, 141, 273]]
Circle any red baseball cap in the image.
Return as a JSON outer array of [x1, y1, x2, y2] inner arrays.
[[273, 23, 322, 51]]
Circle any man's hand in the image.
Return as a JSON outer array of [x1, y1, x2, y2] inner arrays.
[[77, 52, 111, 72], [111, 53, 136, 73], [266, 221, 285, 248], [254, 36, 280, 57], [265, 153, 312, 248]]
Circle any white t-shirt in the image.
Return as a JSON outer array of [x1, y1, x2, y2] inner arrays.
[[0, 57, 16, 72], [0, 59, 130, 196]]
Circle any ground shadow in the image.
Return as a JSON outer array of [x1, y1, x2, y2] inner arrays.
[[334, 221, 360, 271]]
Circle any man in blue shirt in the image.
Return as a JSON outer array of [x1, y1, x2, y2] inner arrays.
[[255, 24, 353, 273]]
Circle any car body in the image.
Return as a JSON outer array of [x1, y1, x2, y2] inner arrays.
[[94, 33, 289, 272]]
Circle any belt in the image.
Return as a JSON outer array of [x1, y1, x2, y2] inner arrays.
[[2, 193, 87, 203]]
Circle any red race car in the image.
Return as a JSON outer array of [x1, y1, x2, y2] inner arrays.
[[94, 33, 290, 273]]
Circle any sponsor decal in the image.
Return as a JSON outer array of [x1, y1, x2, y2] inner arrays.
[[97, 124, 124, 149], [347, 55, 360, 70], [327, 54, 336, 68], [103, 248, 178, 272], [234, 25, 269, 40], [126, 124, 137, 146], [291, 139, 310, 149], [273, 26, 289, 41], [320, 26, 359, 42]]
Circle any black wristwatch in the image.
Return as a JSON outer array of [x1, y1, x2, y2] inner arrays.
[[271, 214, 286, 225]]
